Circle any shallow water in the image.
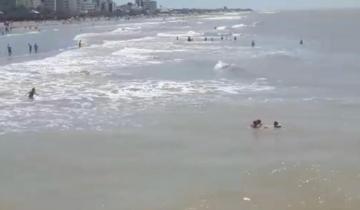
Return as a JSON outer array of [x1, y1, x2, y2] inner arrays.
[[0, 10, 359, 210]]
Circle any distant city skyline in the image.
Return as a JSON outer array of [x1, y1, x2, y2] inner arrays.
[[114, 0, 360, 9]]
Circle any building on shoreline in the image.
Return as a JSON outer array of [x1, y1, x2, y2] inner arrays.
[[1, 0, 250, 20], [42, 0, 57, 11], [116, 0, 157, 15], [16, 0, 42, 9], [142, 0, 157, 12], [16, 0, 32, 8], [95, 0, 114, 13], [56, 0, 80, 15], [135, 0, 143, 7], [0, 0, 115, 16], [79, 0, 96, 14]]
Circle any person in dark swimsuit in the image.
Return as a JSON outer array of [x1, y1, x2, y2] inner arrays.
[[274, 121, 282, 128], [251, 119, 263, 128], [28, 88, 38, 100]]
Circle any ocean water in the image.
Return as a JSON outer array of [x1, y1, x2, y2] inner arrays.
[[0, 10, 360, 210]]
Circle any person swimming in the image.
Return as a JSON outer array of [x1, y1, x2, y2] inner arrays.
[[274, 121, 282, 128], [28, 87, 38, 100], [251, 119, 263, 129]]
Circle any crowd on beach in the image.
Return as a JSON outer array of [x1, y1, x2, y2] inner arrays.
[[0, 21, 13, 35]]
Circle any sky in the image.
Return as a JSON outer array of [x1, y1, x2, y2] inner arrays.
[[115, 0, 360, 10]]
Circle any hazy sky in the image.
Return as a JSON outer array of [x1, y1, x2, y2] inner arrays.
[[115, 0, 360, 9]]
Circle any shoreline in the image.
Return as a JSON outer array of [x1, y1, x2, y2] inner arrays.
[[0, 10, 248, 66]]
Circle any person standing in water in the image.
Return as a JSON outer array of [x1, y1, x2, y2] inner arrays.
[[251, 40, 256, 48], [34, 43, 38, 53], [78, 40, 82, 48], [28, 43, 32, 54], [7, 44, 12, 56], [300, 39, 304, 45], [28, 87, 38, 100]]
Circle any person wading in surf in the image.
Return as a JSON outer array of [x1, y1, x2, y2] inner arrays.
[[28, 88, 38, 100]]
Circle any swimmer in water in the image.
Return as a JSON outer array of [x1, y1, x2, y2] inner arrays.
[[274, 121, 282, 128], [251, 119, 263, 129], [28, 87, 38, 100]]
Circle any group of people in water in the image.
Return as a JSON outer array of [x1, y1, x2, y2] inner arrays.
[[24, 40, 85, 100], [8, 39, 84, 57], [251, 119, 282, 129], [26, 86, 284, 130], [28, 43, 39, 54], [178, 35, 242, 43], [6, 43, 39, 56], [177, 35, 303, 48]]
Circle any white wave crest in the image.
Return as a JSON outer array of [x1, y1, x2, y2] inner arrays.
[[157, 31, 202, 37], [232, 24, 247, 29]]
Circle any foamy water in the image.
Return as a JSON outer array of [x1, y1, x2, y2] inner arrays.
[[1, 11, 359, 134], [1, 11, 360, 134], [0, 13, 283, 134]]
